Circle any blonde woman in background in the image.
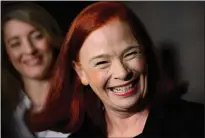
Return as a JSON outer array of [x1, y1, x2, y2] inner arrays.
[[2, 2, 69, 137]]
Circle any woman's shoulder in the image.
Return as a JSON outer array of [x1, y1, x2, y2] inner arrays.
[[163, 99, 204, 117], [68, 99, 204, 138], [159, 99, 204, 137], [68, 124, 103, 138], [68, 114, 105, 138]]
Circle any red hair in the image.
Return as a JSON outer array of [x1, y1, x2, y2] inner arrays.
[[26, 1, 160, 133]]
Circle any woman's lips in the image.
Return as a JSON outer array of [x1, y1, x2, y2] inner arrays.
[[108, 77, 140, 97], [23, 56, 42, 66]]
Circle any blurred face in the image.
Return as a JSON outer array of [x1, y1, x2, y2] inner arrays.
[[4, 19, 53, 80], [74, 20, 147, 112]]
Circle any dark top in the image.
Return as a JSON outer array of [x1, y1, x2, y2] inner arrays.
[[69, 99, 204, 138]]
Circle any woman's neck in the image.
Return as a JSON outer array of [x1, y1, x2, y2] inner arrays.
[[105, 106, 149, 137], [22, 77, 50, 112]]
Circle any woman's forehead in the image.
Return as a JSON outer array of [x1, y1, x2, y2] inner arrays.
[[79, 20, 139, 60], [4, 19, 35, 39], [83, 20, 137, 48]]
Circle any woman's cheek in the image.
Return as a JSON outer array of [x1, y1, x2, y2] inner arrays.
[[35, 36, 50, 50], [128, 57, 146, 72], [87, 69, 108, 88]]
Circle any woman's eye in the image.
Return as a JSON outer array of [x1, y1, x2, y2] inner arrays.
[[31, 32, 44, 40], [125, 48, 142, 59], [35, 33, 43, 39], [124, 51, 140, 59], [95, 61, 109, 66], [94, 61, 110, 69], [10, 42, 20, 48], [125, 52, 137, 57]]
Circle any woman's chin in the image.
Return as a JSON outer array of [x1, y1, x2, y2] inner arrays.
[[24, 71, 46, 80], [105, 75, 146, 111]]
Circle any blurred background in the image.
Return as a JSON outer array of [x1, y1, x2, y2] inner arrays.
[[124, 1, 204, 104], [2, 1, 204, 104]]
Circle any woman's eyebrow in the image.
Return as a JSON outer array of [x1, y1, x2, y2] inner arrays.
[[89, 54, 109, 63], [123, 45, 140, 53]]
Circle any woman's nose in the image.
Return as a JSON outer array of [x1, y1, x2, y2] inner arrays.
[[23, 39, 37, 54], [113, 61, 132, 81]]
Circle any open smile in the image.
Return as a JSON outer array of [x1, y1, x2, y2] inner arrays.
[[108, 77, 140, 97], [23, 56, 42, 66]]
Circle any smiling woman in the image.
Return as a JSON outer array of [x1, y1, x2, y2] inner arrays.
[[73, 20, 147, 114], [37, 1, 203, 138], [1, 2, 69, 138], [4, 19, 53, 80]]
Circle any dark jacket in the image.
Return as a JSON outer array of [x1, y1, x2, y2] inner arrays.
[[69, 99, 204, 138]]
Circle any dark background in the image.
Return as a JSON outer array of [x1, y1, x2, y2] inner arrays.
[[35, 1, 95, 35], [123, 1, 204, 104], [2, 1, 95, 35], [2, 1, 204, 104]]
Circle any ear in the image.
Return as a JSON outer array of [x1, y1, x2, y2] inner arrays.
[[72, 61, 89, 85]]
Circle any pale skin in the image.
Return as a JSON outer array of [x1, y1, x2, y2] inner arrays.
[[105, 107, 149, 137], [74, 19, 149, 137], [23, 78, 49, 112], [4, 20, 53, 112]]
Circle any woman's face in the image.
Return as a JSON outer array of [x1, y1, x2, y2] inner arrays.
[[4, 19, 53, 80], [74, 20, 147, 111]]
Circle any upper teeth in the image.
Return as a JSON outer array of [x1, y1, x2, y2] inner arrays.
[[112, 84, 133, 93]]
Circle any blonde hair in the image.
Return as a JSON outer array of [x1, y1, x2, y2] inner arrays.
[[2, 2, 63, 49]]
